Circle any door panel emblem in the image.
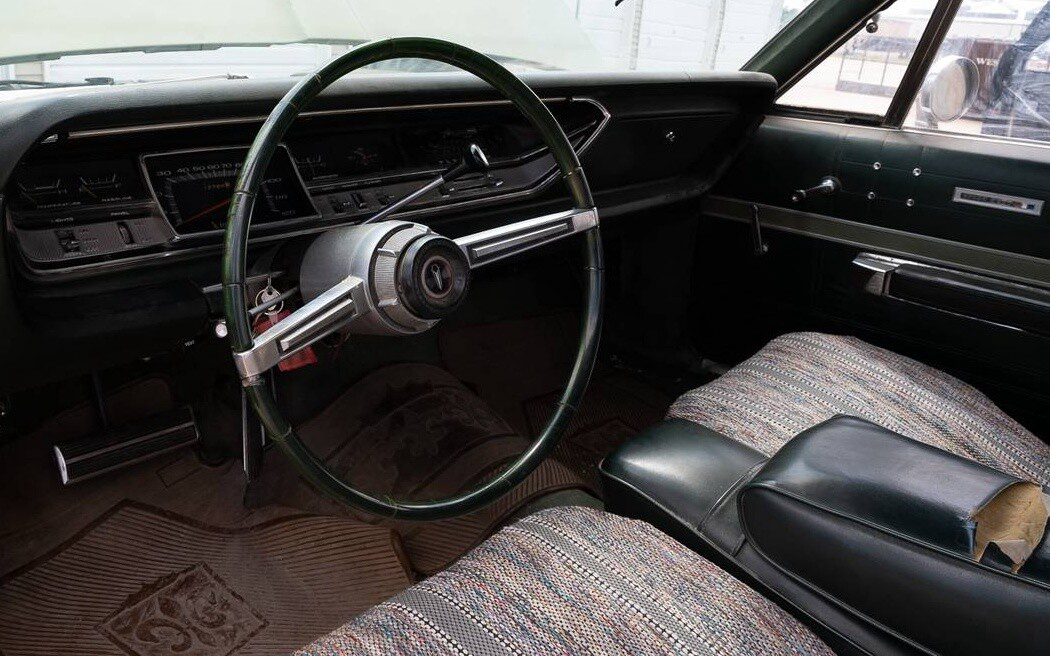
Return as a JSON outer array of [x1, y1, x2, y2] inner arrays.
[[952, 187, 1043, 216]]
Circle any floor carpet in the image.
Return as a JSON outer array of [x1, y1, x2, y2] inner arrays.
[[264, 363, 588, 575], [440, 313, 672, 492]]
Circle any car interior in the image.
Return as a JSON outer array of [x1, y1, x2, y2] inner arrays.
[[0, 1, 1047, 655]]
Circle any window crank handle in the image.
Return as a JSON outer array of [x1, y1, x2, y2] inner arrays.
[[791, 176, 840, 203]]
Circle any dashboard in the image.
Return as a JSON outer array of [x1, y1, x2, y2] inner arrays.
[[6, 100, 604, 275], [0, 71, 776, 391]]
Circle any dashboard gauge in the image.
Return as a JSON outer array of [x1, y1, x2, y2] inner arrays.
[[9, 160, 145, 212], [347, 145, 382, 171], [290, 133, 401, 184], [143, 146, 317, 234], [401, 124, 513, 168]]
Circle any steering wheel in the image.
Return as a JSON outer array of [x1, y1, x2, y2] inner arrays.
[[221, 38, 603, 520]]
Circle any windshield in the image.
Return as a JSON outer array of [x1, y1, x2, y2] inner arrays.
[[0, 0, 813, 90]]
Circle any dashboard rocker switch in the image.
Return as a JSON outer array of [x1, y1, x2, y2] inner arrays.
[[116, 221, 134, 245]]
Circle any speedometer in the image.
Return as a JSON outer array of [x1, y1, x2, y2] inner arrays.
[[142, 146, 317, 235]]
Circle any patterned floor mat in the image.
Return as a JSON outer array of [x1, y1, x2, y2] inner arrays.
[[0, 501, 411, 656], [0, 315, 670, 655]]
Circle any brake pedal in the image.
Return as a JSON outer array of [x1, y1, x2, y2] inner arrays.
[[53, 406, 199, 485]]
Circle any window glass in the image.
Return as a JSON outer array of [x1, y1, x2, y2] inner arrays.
[[566, 0, 818, 72], [903, 0, 1050, 142], [778, 0, 938, 116], [0, 0, 817, 91]]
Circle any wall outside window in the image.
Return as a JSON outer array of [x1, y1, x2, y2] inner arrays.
[[22, 1, 811, 85], [567, 0, 806, 72], [904, 0, 1050, 143], [778, 0, 1050, 146], [778, 0, 938, 117]]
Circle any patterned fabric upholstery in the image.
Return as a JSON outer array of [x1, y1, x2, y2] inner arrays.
[[669, 332, 1049, 485], [297, 506, 832, 656]]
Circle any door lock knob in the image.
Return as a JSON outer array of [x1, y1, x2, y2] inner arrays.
[[792, 176, 840, 203]]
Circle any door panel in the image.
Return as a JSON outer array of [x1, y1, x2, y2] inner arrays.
[[720, 117, 1050, 260], [694, 117, 1050, 439]]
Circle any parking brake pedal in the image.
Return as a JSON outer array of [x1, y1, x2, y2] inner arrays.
[[53, 406, 199, 485]]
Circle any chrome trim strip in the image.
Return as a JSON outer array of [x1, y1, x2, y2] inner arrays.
[[901, 124, 1050, 151], [703, 195, 1050, 288], [65, 98, 566, 139], [455, 207, 598, 268], [469, 222, 568, 259]]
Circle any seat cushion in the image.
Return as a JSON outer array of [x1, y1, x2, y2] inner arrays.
[[297, 506, 832, 656], [668, 332, 1049, 485]]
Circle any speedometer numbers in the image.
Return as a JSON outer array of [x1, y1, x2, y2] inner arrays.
[[143, 147, 317, 235]]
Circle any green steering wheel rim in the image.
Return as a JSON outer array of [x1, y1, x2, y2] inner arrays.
[[221, 37, 603, 520]]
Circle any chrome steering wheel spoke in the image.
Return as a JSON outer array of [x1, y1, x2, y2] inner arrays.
[[455, 207, 598, 268], [232, 275, 369, 380]]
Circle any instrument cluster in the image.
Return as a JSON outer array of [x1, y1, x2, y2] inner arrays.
[[3, 99, 604, 275], [143, 147, 317, 235]]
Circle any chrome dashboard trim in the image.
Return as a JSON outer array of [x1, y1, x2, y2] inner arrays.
[[63, 98, 565, 140], [13, 97, 611, 278]]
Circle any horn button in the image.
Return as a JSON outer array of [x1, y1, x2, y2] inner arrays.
[[398, 235, 470, 320], [299, 221, 470, 336]]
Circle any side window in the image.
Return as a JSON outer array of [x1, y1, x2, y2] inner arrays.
[[778, 1, 939, 116], [904, 0, 1050, 143]]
